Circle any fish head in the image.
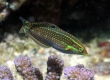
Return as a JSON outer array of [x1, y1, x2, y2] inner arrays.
[[78, 47, 88, 56], [65, 45, 88, 55], [19, 17, 31, 33]]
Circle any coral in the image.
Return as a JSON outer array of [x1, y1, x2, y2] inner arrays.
[[0, 0, 9, 22], [0, 0, 26, 22], [14, 55, 39, 80], [0, 55, 94, 80], [34, 68, 43, 80], [7, 0, 26, 11], [46, 55, 64, 80], [14, 55, 64, 80], [0, 66, 13, 80], [64, 64, 94, 80]]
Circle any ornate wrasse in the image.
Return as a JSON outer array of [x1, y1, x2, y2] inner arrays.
[[19, 17, 88, 55]]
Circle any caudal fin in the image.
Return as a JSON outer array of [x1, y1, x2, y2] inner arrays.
[[19, 26, 25, 33], [19, 17, 30, 33]]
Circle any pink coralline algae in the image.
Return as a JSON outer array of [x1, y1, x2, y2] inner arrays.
[[0, 55, 94, 80], [14, 55, 64, 80], [0, 66, 13, 80], [14, 55, 40, 80], [64, 64, 94, 80], [46, 55, 64, 80]]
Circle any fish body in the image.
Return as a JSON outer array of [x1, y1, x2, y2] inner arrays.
[[19, 17, 88, 55]]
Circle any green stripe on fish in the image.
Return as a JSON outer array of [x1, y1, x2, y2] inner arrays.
[[19, 17, 88, 55]]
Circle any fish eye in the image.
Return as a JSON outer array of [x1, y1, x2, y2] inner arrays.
[[51, 25, 56, 28]]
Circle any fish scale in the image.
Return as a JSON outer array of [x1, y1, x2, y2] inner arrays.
[[31, 27, 69, 49], [36, 27, 71, 46], [32, 27, 64, 46], [19, 17, 88, 55], [31, 27, 83, 54], [38, 27, 78, 46]]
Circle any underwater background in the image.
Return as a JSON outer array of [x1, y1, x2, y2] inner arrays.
[[0, 0, 110, 80]]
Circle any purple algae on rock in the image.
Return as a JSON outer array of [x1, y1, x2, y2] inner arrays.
[[64, 64, 94, 80], [14, 55, 40, 80], [0, 55, 95, 80], [35, 68, 43, 80], [0, 66, 13, 80], [46, 55, 64, 80]]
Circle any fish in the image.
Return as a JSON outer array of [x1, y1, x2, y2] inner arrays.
[[19, 17, 88, 55]]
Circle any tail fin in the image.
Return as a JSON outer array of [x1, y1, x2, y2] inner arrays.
[[19, 26, 25, 33], [19, 17, 30, 33]]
